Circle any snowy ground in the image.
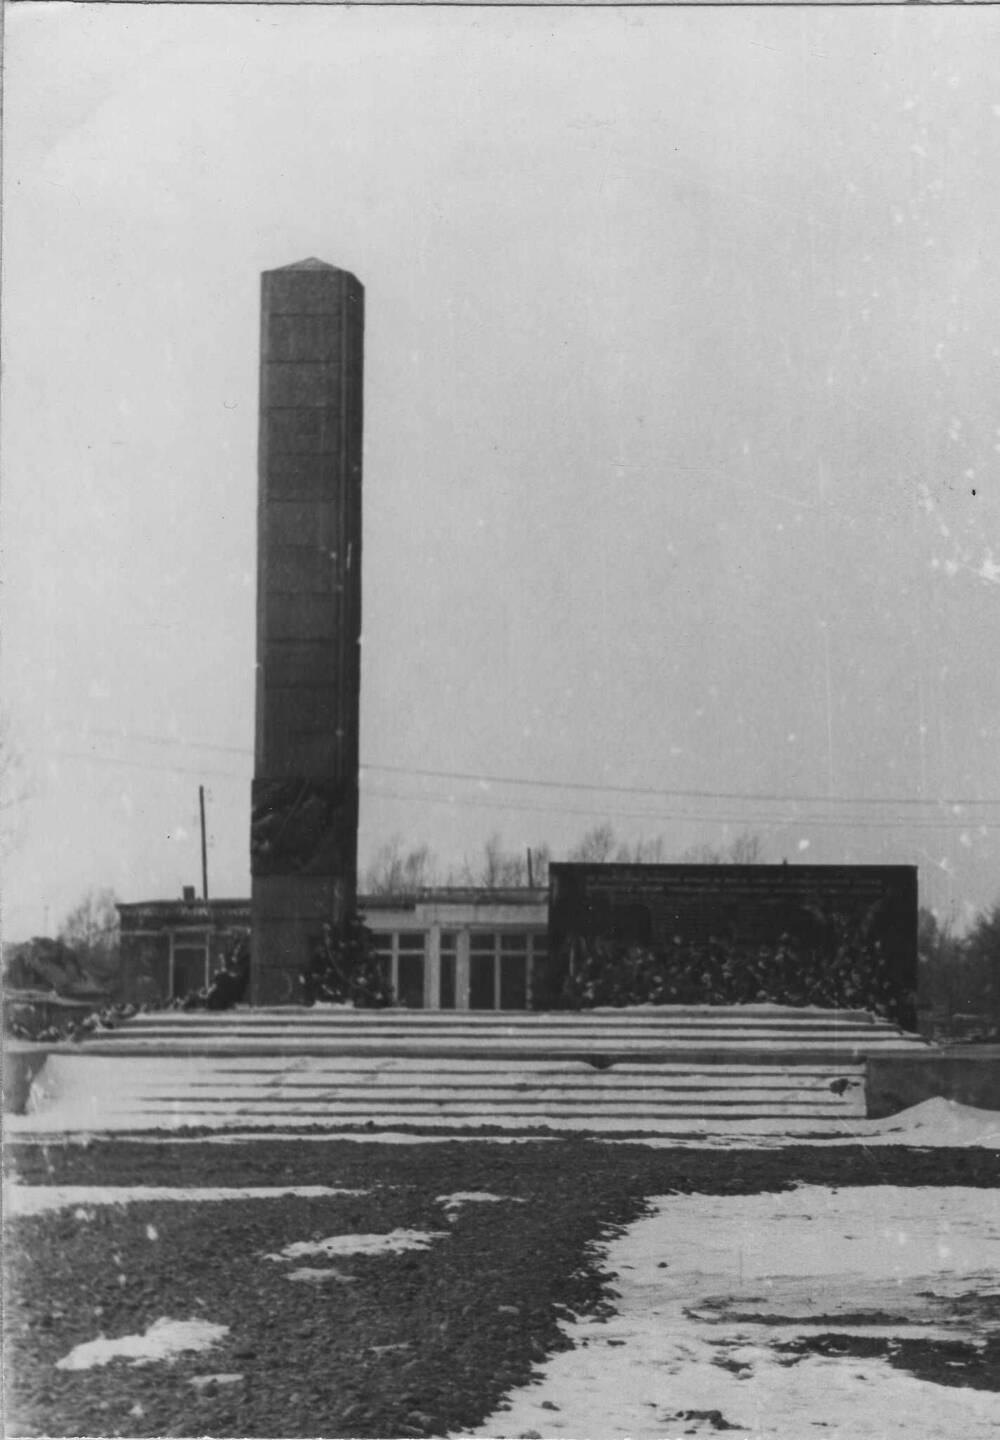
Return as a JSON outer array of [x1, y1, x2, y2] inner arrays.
[[459, 1183, 1000, 1440], [608, 1096, 1000, 1150], [5, 1100, 998, 1438]]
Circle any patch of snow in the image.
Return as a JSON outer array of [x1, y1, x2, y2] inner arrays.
[[189, 1372, 244, 1390], [6, 1184, 367, 1216], [266, 1228, 450, 1261], [437, 1191, 526, 1218], [459, 1186, 1000, 1440], [55, 1317, 228, 1371], [862, 1097, 1000, 1146], [604, 1097, 1000, 1150], [219, 1132, 557, 1146], [285, 1266, 357, 1283]]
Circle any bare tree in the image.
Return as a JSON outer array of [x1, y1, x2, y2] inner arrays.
[[614, 834, 668, 864], [0, 711, 29, 861], [363, 837, 437, 896], [568, 823, 619, 863], [681, 831, 765, 864], [727, 831, 765, 864], [568, 826, 673, 864], [58, 887, 121, 989], [528, 843, 551, 888], [919, 902, 999, 1036], [476, 832, 529, 888], [961, 901, 1000, 1027]]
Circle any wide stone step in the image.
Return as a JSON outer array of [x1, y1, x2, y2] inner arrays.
[[172, 1073, 864, 1092], [89, 1027, 900, 1045], [181, 1058, 866, 1075], [80, 1086, 863, 1108], [11, 1109, 877, 1136], [120, 1004, 884, 1023], [63, 1042, 922, 1067], [105, 1016, 898, 1036], [141, 1096, 864, 1114], [66, 1017, 922, 1053], [117, 1077, 864, 1094], [84, 1108, 864, 1128]]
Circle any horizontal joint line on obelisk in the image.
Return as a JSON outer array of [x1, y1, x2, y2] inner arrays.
[[262, 355, 353, 365], [267, 299, 358, 308]]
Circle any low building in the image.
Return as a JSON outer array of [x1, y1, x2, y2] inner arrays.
[[117, 862, 919, 1024], [116, 887, 548, 1010]]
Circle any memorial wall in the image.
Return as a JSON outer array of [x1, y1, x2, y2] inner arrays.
[[546, 862, 918, 1026]]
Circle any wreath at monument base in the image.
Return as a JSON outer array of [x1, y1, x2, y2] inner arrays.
[[299, 913, 394, 1008], [546, 928, 906, 1024]]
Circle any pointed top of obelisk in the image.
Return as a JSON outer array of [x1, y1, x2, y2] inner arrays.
[[278, 258, 341, 271], [262, 258, 363, 306]]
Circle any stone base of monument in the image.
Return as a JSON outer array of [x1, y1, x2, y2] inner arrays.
[[6, 1005, 942, 1138], [866, 1045, 1000, 1118]]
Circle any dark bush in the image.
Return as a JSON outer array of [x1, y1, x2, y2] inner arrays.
[[549, 924, 906, 1023], [299, 913, 393, 1008]]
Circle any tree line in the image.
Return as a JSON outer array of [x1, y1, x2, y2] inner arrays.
[[362, 824, 764, 894], [918, 904, 1000, 1038]]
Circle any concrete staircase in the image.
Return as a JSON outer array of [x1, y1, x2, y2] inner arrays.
[[10, 1006, 934, 1138]]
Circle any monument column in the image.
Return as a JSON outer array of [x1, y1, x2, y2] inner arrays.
[[250, 259, 364, 1004]]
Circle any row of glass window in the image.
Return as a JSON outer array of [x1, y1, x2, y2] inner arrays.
[[369, 930, 548, 1009]]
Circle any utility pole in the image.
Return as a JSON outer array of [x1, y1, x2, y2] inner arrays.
[[199, 785, 209, 901]]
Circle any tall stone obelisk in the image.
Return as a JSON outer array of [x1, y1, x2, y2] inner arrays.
[[250, 260, 364, 1004]]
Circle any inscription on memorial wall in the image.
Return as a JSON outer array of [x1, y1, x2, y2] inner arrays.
[[546, 862, 918, 1025]]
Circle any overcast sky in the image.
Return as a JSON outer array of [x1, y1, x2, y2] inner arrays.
[[3, 3, 999, 940]]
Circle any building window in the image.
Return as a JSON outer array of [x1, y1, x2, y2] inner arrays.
[[370, 931, 426, 1008], [500, 933, 529, 1009], [397, 933, 425, 1008], [468, 932, 545, 1010], [469, 932, 497, 1010], [171, 937, 209, 999]]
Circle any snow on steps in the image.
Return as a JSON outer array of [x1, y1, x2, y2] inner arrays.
[[13, 1006, 932, 1137]]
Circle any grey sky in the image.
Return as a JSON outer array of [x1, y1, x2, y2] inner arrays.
[[3, 4, 998, 939]]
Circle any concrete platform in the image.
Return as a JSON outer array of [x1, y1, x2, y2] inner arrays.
[[867, 1046, 1000, 1118], [4, 1005, 943, 1139]]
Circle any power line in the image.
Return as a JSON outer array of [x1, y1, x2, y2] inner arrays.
[[87, 730, 1000, 810], [37, 746, 999, 851], [54, 751, 247, 782], [363, 782, 997, 833], [362, 762, 999, 811], [44, 752, 997, 832], [93, 728, 252, 758]]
